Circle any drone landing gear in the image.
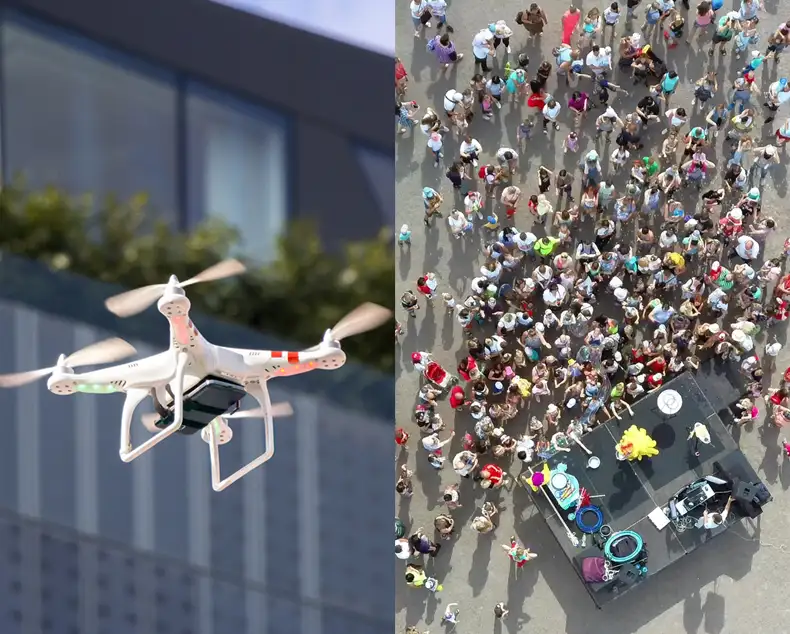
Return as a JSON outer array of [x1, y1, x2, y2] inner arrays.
[[119, 350, 188, 463], [207, 381, 275, 492]]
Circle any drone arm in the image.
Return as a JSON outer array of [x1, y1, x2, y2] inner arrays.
[[118, 350, 189, 463], [222, 346, 346, 381], [208, 381, 274, 491]]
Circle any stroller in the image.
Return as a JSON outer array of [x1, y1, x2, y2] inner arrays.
[[424, 361, 458, 391]]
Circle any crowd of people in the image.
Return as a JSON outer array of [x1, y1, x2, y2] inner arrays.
[[396, 0, 790, 629]]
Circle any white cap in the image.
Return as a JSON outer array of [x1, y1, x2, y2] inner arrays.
[[535, 322, 545, 333], [708, 323, 721, 334], [732, 329, 746, 343], [729, 208, 743, 221], [766, 145, 777, 156], [614, 287, 628, 302], [752, 50, 761, 58], [400, 224, 409, 233]]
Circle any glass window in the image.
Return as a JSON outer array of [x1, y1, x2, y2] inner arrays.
[[185, 84, 287, 262], [1, 19, 179, 222], [354, 146, 394, 226]]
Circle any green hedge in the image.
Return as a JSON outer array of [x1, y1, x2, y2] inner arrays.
[[0, 184, 393, 372]]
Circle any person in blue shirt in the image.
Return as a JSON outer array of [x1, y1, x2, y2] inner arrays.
[[648, 300, 675, 324]]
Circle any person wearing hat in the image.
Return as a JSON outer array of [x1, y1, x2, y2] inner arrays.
[[750, 144, 780, 184], [764, 78, 790, 122], [471, 27, 495, 72], [426, 131, 444, 168], [709, 12, 738, 57]]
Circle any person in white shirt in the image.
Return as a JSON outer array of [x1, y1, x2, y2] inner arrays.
[[426, 0, 448, 28], [427, 132, 444, 167], [585, 45, 612, 76], [663, 107, 688, 135], [496, 147, 519, 173], [695, 496, 734, 530], [732, 235, 760, 261], [443, 89, 463, 117], [459, 135, 483, 169], [472, 28, 494, 72], [765, 78, 790, 123], [410, 0, 430, 36], [542, 99, 561, 133], [422, 430, 455, 453], [515, 434, 536, 464]]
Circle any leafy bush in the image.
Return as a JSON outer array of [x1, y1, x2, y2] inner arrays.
[[0, 183, 393, 371]]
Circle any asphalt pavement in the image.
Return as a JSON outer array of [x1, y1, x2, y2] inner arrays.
[[396, 2, 790, 633]]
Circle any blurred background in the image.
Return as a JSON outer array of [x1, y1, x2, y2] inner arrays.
[[0, 1, 393, 634]]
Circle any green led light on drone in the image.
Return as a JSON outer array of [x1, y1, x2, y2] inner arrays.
[[75, 384, 118, 395]]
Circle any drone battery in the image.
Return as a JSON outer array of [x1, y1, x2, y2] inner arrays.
[[155, 377, 247, 434]]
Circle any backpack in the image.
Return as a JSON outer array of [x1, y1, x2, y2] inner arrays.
[[426, 37, 437, 53], [582, 557, 607, 582]]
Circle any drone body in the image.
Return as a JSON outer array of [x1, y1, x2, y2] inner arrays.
[[0, 261, 390, 491]]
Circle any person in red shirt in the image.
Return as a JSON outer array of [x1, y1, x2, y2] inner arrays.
[[647, 372, 664, 390], [458, 356, 479, 382], [449, 385, 467, 410], [646, 355, 666, 375], [416, 275, 433, 298], [478, 464, 510, 489], [562, 6, 582, 45], [395, 57, 408, 99], [396, 427, 410, 448]]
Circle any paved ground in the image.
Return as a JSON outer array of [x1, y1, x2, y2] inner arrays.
[[396, 2, 790, 633]]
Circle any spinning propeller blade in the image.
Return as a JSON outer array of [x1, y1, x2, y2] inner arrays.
[[104, 284, 167, 318], [0, 337, 137, 388], [182, 259, 246, 287], [105, 259, 247, 317], [226, 402, 294, 419], [328, 303, 392, 342]]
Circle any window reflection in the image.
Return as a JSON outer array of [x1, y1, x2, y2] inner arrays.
[[185, 84, 287, 262], [354, 145, 394, 226], [1, 20, 179, 221]]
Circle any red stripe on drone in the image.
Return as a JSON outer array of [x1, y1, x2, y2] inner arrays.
[[287, 351, 300, 364], [271, 351, 283, 358]]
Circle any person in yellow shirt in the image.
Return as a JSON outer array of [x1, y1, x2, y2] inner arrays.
[[534, 235, 560, 261], [663, 250, 686, 274]]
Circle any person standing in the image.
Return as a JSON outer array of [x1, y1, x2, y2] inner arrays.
[[472, 26, 495, 73], [426, 0, 448, 29], [409, 0, 431, 37]]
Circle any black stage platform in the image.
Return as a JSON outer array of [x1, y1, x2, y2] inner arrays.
[[528, 372, 770, 608]]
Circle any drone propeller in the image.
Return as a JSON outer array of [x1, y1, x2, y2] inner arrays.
[[225, 402, 294, 419], [140, 401, 293, 433], [0, 338, 137, 388], [324, 302, 392, 343], [105, 259, 247, 318]]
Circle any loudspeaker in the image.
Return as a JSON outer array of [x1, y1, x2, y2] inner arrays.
[[733, 480, 758, 504]]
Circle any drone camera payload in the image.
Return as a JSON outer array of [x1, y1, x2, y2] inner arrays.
[[0, 259, 391, 491]]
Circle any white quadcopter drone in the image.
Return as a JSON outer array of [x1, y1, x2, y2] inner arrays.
[[0, 260, 391, 491]]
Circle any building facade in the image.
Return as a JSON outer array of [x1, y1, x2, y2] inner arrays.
[[0, 0, 394, 255], [0, 254, 393, 634]]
